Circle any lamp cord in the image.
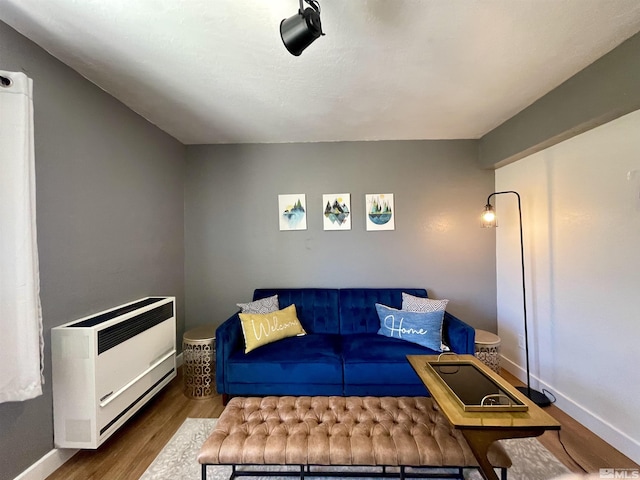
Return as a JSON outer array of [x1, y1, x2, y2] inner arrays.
[[536, 389, 588, 474], [556, 429, 589, 473]]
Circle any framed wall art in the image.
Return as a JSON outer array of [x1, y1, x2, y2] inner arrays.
[[365, 193, 394, 231], [278, 194, 307, 231], [323, 193, 351, 231]]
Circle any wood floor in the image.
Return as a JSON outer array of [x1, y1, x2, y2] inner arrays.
[[46, 367, 638, 480], [499, 369, 639, 475]]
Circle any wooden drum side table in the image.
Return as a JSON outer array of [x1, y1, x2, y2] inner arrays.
[[183, 325, 216, 399], [474, 329, 501, 374]]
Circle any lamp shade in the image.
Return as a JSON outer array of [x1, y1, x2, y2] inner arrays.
[[481, 204, 497, 228], [280, 7, 323, 56]]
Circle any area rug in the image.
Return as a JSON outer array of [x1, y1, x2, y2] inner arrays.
[[139, 418, 571, 480]]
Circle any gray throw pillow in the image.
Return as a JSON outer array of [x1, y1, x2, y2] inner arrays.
[[236, 294, 279, 314]]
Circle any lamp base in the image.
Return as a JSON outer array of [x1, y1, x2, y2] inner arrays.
[[516, 386, 551, 407]]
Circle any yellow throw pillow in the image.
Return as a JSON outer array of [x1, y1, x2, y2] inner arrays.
[[239, 304, 306, 353]]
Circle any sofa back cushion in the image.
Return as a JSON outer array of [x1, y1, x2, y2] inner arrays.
[[339, 288, 428, 334], [253, 288, 340, 334]]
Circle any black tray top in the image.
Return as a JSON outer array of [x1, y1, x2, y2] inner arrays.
[[427, 361, 528, 412]]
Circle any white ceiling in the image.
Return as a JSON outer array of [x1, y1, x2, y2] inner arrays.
[[2, 1, 640, 145]]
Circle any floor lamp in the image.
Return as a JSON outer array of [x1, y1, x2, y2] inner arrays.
[[482, 190, 551, 407]]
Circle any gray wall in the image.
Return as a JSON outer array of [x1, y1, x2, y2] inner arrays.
[[0, 21, 186, 480], [185, 141, 496, 332], [480, 31, 640, 169]]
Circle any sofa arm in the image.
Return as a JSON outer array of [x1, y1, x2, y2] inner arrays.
[[443, 312, 476, 354], [215, 312, 243, 394]]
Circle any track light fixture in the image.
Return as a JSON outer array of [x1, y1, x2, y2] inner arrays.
[[280, 0, 324, 56]]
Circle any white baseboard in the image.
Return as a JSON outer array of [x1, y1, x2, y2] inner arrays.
[[13, 448, 78, 480], [500, 354, 640, 464], [15, 353, 185, 480]]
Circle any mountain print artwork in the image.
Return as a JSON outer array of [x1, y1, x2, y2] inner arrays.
[[278, 194, 307, 230], [323, 193, 351, 230], [366, 194, 395, 231]]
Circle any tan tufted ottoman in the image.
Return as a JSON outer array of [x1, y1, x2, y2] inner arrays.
[[198, 396, 511, 480]]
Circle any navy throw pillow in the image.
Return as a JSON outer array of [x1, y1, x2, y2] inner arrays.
[[375, 303, 444, 352]]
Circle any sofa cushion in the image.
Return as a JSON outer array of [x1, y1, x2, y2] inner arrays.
[[342, 333, 439, 387], [239, 304, 306, 353], [339, 288, 428, 334], [254, 289, 340, 334], [375, 303, 444, 352], [225, 333, 343, 386]]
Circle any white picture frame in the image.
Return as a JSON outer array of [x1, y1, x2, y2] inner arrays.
[[322, 193, 351, 231], [365, 193, 395, 231], [278, 194, 307, 231]]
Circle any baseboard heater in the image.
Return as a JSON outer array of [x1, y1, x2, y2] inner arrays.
[[52, 296, 176, 449]]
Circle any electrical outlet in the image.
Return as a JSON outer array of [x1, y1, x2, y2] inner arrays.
[[518, 335, 525, 350]]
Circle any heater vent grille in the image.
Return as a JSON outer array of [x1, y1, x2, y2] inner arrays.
[[98, 303, 174, 354], [71, 297, 165, 328]]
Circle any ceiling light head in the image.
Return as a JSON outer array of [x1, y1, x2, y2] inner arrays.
[[280, 0, 324, 56]]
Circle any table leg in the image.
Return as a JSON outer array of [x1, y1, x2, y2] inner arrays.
[[460, 429, 545, 480]]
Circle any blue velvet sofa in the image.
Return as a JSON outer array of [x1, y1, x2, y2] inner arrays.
[[215, 288, 475, 399]]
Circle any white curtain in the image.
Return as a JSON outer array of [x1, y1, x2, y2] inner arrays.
[[0, 70, 44, 403]]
